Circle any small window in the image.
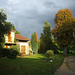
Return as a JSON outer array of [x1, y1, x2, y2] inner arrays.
[[6, 45, 8, 48]]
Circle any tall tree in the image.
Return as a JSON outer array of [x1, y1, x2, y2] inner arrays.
[[31, 33, 35, 51], [35, 32, 37, 42], [34, 32, 38, 53], [0, 9, 16, 48], [52, 9, 75, 54], [0, 9, 7, 48], [39, 21, 54, 53], [0, 9, 7, 35], [31, 32, 38, 54]]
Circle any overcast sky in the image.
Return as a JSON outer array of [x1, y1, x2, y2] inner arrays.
[[0, 0, 75, 39]]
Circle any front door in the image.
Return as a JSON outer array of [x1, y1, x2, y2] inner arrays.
[[21, 46, 26, 54]]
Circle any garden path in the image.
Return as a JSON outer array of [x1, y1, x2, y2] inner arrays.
[[54, 56, 75, 75]]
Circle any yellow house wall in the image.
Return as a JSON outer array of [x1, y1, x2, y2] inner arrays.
[[5, 34, 8, 42], [4, 30, 30, 55], [16, 41, 29, 55], [11, 31, 15, 43], [5, 31, 15, 43]]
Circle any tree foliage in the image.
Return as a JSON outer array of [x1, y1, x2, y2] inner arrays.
[[52, 9, 75, 54], [35, 32, 37, 42], [39, 21, 58, 53], [15, 30, 21, 34], [45, 50, 54, 59], [0, 9, 19, 48], [31, 32, 38, 54], [0, 9, 8, 48]]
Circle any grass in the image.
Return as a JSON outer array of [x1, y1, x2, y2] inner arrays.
[[0, 54, 65, 75]]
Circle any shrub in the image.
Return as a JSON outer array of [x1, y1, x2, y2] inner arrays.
[[2, 48, 10, 57], [0, 48, 10, 57], [7, 49, 19, 59], [18, 52, 23, 56], [11, 45, 20, 53], [0, 48, 19, 59], [0, 48, 3, 57], [45, 50, 54, 59]]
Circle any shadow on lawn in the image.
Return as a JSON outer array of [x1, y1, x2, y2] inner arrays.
[[0, 54, 66, 75]]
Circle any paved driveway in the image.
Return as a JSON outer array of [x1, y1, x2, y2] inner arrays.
[[54, 56, 75, 75]]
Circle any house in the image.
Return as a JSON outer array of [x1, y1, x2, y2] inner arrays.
[[4, 30, 30, 55], [5, 30, 16, 48], [16, 34, 30, 54]]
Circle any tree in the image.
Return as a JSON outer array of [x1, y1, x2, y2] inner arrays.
[[0, 9, 8, 48], [0, 9, 16, 48], [31, 33, 34, 51], [31, 32, 38, 54], [52, 9, 75, 54], [39, 21, 56, 53], [34, 32, 38, 53], [5, 22, 16, 33], [0, 9, 7, 35], [35, 32, 37, 42], [15, 30, 21, 34]]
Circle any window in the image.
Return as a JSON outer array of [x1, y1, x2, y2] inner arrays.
[[8, 33, 11, 42]]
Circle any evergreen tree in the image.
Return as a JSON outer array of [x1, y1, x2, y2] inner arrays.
[[39, 21, 58, 53], [31, 32, 38, 54], [39, 21, 51, 53], [31, 33, 35, 51]]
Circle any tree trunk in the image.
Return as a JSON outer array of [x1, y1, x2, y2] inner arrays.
[[63, 46, 67, 55]]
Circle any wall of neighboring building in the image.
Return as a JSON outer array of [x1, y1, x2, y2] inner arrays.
[[16, 41, 29, 54]]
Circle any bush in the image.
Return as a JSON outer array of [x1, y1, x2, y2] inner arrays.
[[0, 48, 19, 59], [0, 48, 10, 57], [45, 50, 54, 59], [2, 48, 10, 57], [18, 52, 23, 56], [0, 48, 3, 57], [11, 45, 20, 53], [7, 49, 19, 59]]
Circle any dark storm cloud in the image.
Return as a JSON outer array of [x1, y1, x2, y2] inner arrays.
[[0, 0, 75, 39], [44, 1, 58, 8]]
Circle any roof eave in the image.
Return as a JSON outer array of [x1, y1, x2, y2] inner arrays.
[[16, 39, 29, 41]]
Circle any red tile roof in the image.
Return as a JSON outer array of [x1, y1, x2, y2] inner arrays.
[[16, 34, 29, 41]]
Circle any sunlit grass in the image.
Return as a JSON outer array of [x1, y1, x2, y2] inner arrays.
[[0, 54, 65, 75]]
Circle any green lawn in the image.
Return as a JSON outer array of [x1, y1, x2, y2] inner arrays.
[[0, 54, 65, 75]]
